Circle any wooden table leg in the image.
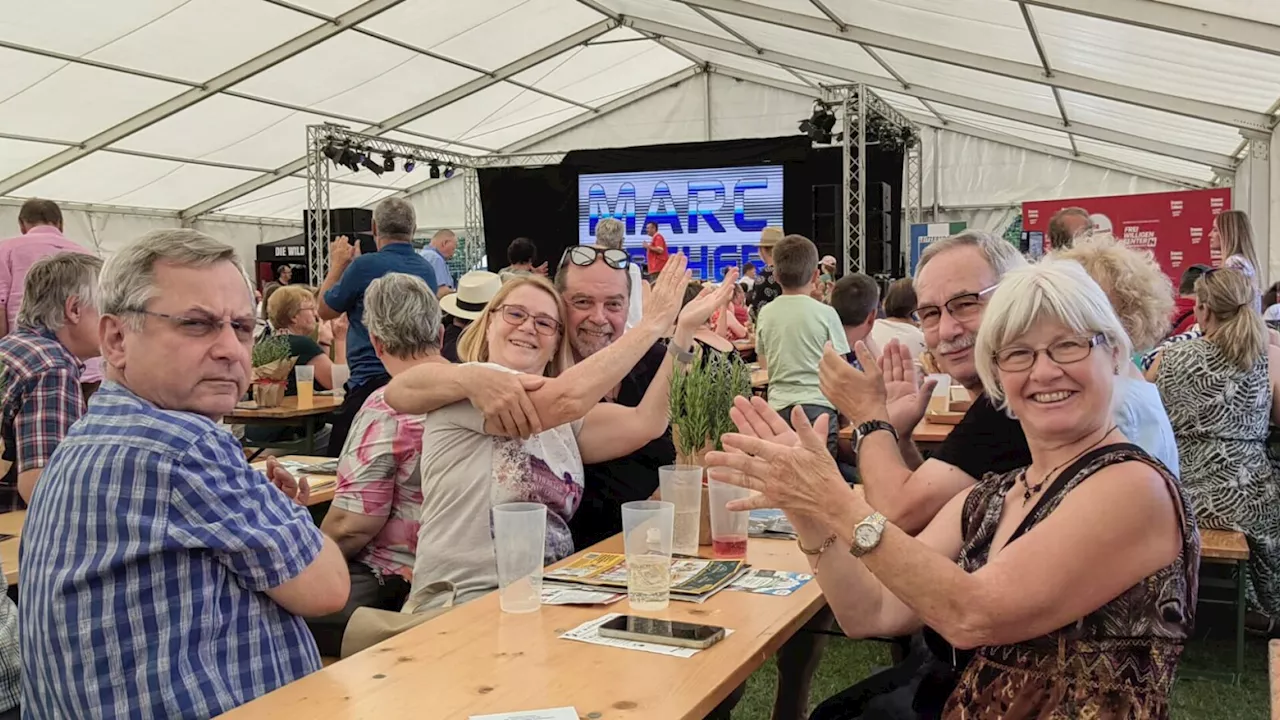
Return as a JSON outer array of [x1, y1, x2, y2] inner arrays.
[[305, 418, 315, 455], [1237, 560, 1247, 684]]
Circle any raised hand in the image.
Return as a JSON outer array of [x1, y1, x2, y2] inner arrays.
[[728, 395, 798, 448], [706, 407, 846, 514], [640, 252, 691, 332], [329, 235, 359, 268], [678, 268, 739, 332], [879, 340, 937, 436], [818, 341, 890, 427]]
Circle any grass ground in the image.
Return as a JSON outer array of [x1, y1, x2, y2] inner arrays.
[[733, 607, 1269, 719]]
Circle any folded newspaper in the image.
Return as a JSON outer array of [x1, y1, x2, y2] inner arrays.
[[544, 552, 747, 602], [748, 509, 797, 539]]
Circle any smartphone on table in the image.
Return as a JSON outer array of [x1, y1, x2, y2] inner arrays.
[[597, 615, 726, 650]]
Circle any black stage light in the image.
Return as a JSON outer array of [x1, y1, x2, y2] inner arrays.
[[404, 158, 416, 172], [361, 156, 385, 176], [382, 153, 396, 172], [429, 161, 441, 179], [799, 101, 837, 144], [322, 143, 343, 164], [443, 164, 455, 179]]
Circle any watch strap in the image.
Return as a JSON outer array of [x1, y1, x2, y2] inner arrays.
[[854, 419, 898, 451], [667, 341, 695, 365], [849, 511, 888, 558]]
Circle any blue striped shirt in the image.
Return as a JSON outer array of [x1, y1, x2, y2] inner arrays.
[[20, 382, 323, 718]]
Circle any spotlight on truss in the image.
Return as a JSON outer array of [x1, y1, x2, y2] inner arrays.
[[798, 100, 837, 144], [404, 158, 416, 172], [429, 161, 441, 179], [382, 154, 396, 172], [361, 155, 385, 176], [443, 164, 456, 179]]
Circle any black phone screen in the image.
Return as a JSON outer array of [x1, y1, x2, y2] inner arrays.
[[600, 615, 724, 641]]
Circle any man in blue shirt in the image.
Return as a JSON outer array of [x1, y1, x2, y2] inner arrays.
[[20, 229, 350, 718], [320, 197, 437, 455], [418, 228, 456, 294]]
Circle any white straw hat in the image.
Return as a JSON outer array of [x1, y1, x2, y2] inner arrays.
[[439, 271, 502, 320]]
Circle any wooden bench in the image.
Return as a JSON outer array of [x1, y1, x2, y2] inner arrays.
[[1201, 528, 1249, 682]]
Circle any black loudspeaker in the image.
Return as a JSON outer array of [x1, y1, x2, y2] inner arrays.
[[304, 208, 376, 256], [811, 184, 841, 270], [866, 182, 894, 276]]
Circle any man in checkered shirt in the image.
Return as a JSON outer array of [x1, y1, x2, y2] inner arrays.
[[0, 252, 103, 511], [20, 230, 350, 718]]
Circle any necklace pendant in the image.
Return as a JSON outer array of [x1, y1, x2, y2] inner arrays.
[[1023, 488, 1033, 504]]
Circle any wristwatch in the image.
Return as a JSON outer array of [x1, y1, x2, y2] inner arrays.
[[853, 419, 898, 452], [667, 341, 695, 365], [849, 511, 888, 557]]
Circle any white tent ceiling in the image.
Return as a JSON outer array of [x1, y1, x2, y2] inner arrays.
[[1, 0, 1276, 223]]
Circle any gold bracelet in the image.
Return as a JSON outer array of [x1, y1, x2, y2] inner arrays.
[[797, 534, 836, 556]]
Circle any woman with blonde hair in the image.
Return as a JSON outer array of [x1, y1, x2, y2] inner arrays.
[[1212, 209, 1261, 310], [385, 254, 736, 611], [1055, 234, 1179, 473], [1150, 268, 1280, 630]]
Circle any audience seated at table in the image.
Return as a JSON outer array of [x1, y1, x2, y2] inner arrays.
[[1055, 234, 1180, 474], [829, 272, 881, 368], [712, 259, 1198, 719], [20, 229, 349, 718], [307, 273, 446, 656], [870, 276, 926, 359], [385, 254, 733, 612], [1149, 267, 1280, 632], [0, 252, 102, 506]]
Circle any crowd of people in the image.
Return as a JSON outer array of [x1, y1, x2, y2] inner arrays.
[[0, 193, 1273, 718]]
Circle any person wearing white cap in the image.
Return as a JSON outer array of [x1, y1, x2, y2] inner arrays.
[[439, 271, 502, 362]]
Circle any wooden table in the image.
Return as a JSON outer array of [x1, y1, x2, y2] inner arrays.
[[226, 395, 342, 455], [222, 536, 825, 719], [1269, 639, 1280, 720], [750, 368, 768, 389], [0, 511, 24, 587], [250, 456, 338, 507], [733, 338, 755, 354], [1201, 528, 1250, 682], [838, 417, 953, 447]]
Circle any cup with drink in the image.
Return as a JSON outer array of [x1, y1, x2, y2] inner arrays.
[[926, 373, 951, 415], [621, 500, 674, 611], [294, 364, 315, 409], [707, 468, 751, 559], [492, 502, 547, 613], [658, 465, 703, 556]]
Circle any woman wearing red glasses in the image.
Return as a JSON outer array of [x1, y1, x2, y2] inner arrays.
[[386, 252, 737, 613]]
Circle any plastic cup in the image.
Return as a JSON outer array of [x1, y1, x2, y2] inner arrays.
[[621, 500, 674, 611], [295, 364, 315, 408], [658, 465, 703, 557], [707, 469, 752, 559], [927, 373, 951, 414], [492, 502, 547, 613], [331, 363, 349, 398]]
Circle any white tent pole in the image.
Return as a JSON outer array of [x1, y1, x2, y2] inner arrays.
[[179, 20, 617, 221], [0, 0, 410, 196], [0, 198, 300, 228], [661, 0, 1272, 131], [1018, 0, 1280, 57]]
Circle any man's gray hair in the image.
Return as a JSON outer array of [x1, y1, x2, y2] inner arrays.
[[374, 197, 416, 241], [595, 218, 625, 250], [16, 252, 103, 331], [915, 229, 1026, 281], [365, 273, 442, 357], [99, 229, 244, 328]]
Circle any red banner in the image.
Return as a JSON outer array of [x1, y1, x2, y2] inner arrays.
[[1022, 188, 1231, 283]]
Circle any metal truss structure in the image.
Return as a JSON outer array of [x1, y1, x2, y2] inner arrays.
[[823, 84, 921, 276]]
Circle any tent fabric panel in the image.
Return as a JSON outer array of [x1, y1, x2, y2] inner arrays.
[[738, 0, 829, 18], [705, 13, 894, 79], [867, 88, 929, 113], [707, 74, 818, 140], [1033, 6, 1280, 113], [70, 0, 320, 82], [111, 95, 345, 169], [359, 0, 603, 73], [1058, 91, 1242, 157], [282, 0, 369, 15], [0, 56, 186, 140], [509, 29, 692, 107], [876, 51, 1061, 117], [398, 83, 579, 146], [596, 0, 739, 37], [381, 131, 489, 156], [0, 1, 202, 61], [669, 44, 803, 85], [1072, 137, 1215, 184], [929, 105, 1074, 150], [211, 177, 309, 218], [230, 31, 479, 114], [0, 139, 63, 181], [12, 153, 263, 208], [1158, 0, 1280, 25]]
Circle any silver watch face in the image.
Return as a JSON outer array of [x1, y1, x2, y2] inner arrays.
[[855, 524, 880, 548]]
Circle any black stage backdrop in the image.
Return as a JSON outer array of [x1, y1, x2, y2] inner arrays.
[[478, 136, 903, 278]]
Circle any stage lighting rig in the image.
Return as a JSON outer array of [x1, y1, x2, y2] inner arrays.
[[361, 154, 385, 176], [443, 164, 455, 179], [799, 100, 837, 144], [382, 153, 396, 172], [428, 161, 441, 179], [404, 159, 416, 172]]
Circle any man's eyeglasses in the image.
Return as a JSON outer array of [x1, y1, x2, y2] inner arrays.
[[493, 304, 562, 336], [993, 333, 1105, 372], [560, 246, 630, 271], [127, 310, 256, 344], [912, 285, 999, 329]]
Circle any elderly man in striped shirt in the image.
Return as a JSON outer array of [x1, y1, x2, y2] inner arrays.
[[20, 229, 350, 718]]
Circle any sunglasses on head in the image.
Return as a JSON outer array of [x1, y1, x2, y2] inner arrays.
[[559, 246, 630, 271]]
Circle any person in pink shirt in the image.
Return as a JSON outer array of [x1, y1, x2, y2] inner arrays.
[[0, 199, 102, 393]]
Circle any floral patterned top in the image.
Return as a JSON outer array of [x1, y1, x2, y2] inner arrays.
[[332, 387, 425, 581]]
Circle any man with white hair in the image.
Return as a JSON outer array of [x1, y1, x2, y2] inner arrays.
[[320, 197, 439, 455], [594, 217, 644, 329], [20, 229, 350, 717], [418, 228, 457, 296], [0, 252, 102, 506]]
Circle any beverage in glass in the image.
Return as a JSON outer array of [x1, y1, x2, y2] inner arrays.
[[492, 502, 547, 613], [621, 500, 674, 611], [707, 469, 752, 559], [926, 373, 951, 414], [295, 364, 315, 409], [658, 465, 703, 556]]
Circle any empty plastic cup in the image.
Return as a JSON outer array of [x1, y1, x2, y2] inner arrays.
[[492, 502, 547, 613], [707, 469, 752, 559], [658, 465, 703, 556], [621, 500, 674, 611]]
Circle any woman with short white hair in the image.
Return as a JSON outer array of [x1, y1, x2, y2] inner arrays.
[[708, 259, 1198, 718]]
